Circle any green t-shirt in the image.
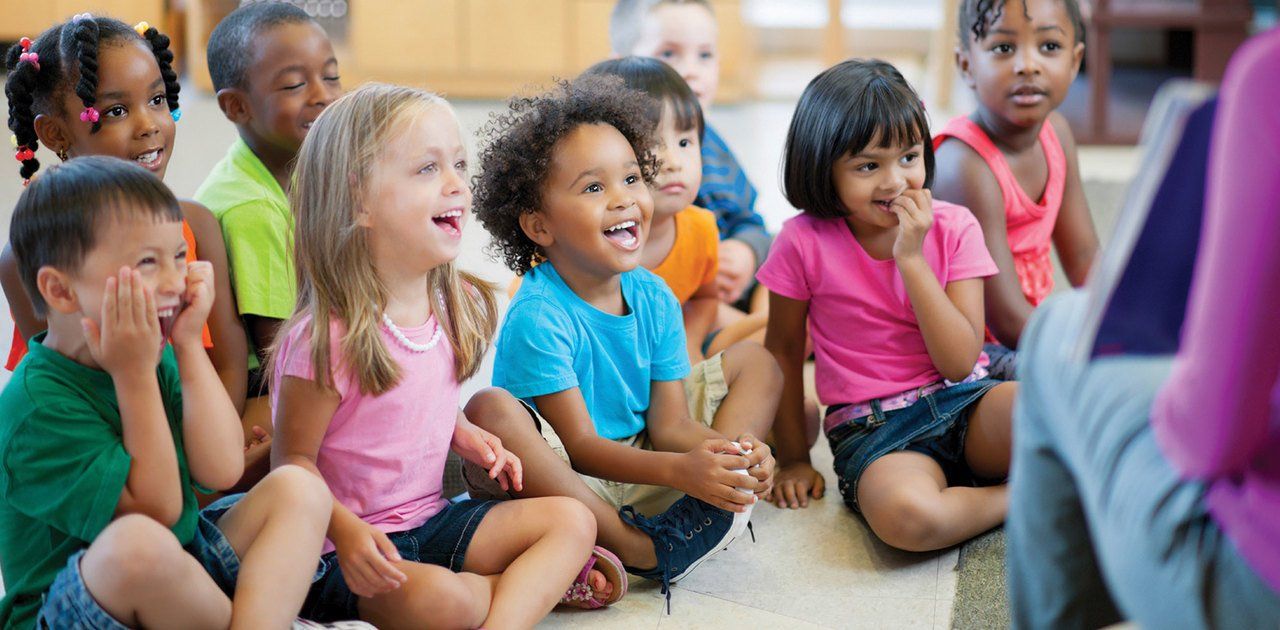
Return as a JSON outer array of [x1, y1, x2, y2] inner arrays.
[[194, 138, 296, 323], [0, 334, 197, 630]]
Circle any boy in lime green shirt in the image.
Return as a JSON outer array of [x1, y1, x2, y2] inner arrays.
[[0, 157, 335, 629], [196, 2, 341, 365]]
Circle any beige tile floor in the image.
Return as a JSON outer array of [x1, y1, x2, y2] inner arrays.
[[0, 83, 1137, 627]]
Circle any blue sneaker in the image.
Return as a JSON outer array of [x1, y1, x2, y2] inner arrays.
[[620, 495, 753, 610]]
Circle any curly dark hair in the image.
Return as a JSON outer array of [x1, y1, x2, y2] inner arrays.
[[959, 0, 1085, 46], [473, 75, 660, 275]]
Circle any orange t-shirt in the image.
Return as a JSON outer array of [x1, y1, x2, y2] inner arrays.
[[5, 220, 211, 371], [651, 206, 719, 303], [505, 206, 720, 304]]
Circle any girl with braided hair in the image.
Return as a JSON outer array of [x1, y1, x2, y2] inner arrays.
[[2, 15, 260, 482]]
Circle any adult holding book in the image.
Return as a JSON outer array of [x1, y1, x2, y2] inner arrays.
[[1005, 27, 1280, 629]]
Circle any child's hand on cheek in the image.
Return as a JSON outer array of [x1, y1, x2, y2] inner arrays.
[[170, 261, 214, 348], [82, 267, 163, 376], [890, 189, 934, 262]]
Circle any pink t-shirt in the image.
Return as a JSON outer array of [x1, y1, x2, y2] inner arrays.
[[756, 201, 998, 406], [272, 314, 458, 553]]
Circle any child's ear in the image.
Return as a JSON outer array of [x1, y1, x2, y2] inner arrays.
[[36, 267, 79, 315], [955, 45, 976, 90], [1070, 42, 1086, 80], [518, 211, 554, 248], [32, 113, 72, 158], [215, 88, 252, 125]]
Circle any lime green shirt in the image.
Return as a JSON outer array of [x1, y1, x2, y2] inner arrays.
[[0, 334, 197, 630], [195, 138, 296, 322]]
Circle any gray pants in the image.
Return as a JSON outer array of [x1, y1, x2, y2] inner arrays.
[[1007, 290, 1280, 629]]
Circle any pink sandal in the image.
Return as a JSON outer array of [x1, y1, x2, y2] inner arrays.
[[560, 546, 628, 609]]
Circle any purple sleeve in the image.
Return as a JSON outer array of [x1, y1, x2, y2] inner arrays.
[[1151, 31, 1280, 477], [755, 218, 812, 301]]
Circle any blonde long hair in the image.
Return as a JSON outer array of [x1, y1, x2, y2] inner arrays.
[[271, 83, 498, 396]]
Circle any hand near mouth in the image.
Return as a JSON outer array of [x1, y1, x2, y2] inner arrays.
[[169, 261, 215, 348], [83, 267, 164, 376], [890, 189, 934, 262]]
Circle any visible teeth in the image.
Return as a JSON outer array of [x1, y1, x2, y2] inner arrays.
[[135, 150, 160, 165], [157, 307, 176, 318], [436, 210, 462, 219], [605, 220, 636, 233]]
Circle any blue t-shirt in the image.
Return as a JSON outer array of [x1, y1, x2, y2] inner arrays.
[[494, 263, 690, 440]]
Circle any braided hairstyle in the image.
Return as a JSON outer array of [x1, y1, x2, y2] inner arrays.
[[958, 0, 1085, 46], [4, 16, 182, 181]]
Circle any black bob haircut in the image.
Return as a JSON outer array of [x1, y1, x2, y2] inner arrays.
[[10, 156, 182, 315], [782, 58, 934, 219], [580, 56, 705, 142], [207, 1, 315, 92]]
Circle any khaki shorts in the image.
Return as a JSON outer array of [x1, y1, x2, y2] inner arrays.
[[463, 353, 730, 517]]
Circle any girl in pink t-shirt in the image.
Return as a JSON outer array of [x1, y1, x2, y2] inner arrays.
[[268, 85, 627, 627], [759, 59, 1019, 552]]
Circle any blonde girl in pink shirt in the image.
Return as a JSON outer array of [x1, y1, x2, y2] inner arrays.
[[269, 84, 624, 628], [760, 59, 1018, 552]]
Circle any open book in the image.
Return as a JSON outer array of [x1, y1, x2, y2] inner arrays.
[[1073, 81, 1219, 361]]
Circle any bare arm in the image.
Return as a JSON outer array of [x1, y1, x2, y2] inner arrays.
[[682, 284, 719, 364], [933, 139, 1033, 348], [245, 315, 284, 362], [534, 387, 684, 486], [892, 190, 986, 382], [0, 244, 44, 340], [1048, 112, 1100, 287], [180, 200, 250, 414], [645, 378, 722, 452], [764, 292, 810, 467]]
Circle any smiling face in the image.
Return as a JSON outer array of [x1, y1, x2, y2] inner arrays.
[[651, 102, 702, 221], [960, 0, 1084, 129], [359, 105, 470, 276], [630, 3, 720, 109], [68, 210, 189, 345], [833, 133, 928, 231], [533, 123, 655, 279], [50, 40, 176, 177], [240, 21, 342, 155]]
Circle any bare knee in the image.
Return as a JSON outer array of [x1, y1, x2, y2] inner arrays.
[[538, 496, 597, 543], [464, 387, 532, 436], [723, 341, 783, 394], [383, 573, 482, 630], [86, 514, 187, 590], [256, 464, 331, 517], [866, 493, 947, 552]]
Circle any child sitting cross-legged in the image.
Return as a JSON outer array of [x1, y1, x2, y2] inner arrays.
[[0, 157, 339, 630], [465, 75, 782, 608]]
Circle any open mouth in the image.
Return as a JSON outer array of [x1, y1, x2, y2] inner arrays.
[[133, 148, 163, 171], [603, 219, 640, 250], [873, 199, 896, 214], [301, 121, 314, 131], [432, 209, 464, 237], [157, 304, 180, 340]]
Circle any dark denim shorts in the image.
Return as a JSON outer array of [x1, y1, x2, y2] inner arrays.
[[36, 494, 246, 629], [827, 378, 1002, 513], [300, 498, 497, 622]]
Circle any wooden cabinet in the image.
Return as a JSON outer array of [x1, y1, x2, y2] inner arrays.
[[346, 0, 751, 101], [1, 0, 165, 40]]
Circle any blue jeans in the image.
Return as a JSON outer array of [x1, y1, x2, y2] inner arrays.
[[36, 495, 245, 629], [301, 498, 497, 622], [1008, 291, 1280, 629]]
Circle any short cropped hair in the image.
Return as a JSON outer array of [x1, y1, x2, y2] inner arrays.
[[959, 0, 1085, 45], [580, 56, 704, 141], [207, 1, 315, 91], [10, 156, 182, 314], [782, 59, 934, 219], [609, 0, 714, 55]]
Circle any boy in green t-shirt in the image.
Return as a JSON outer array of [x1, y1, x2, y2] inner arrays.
[[0, 157, 337, 629], [195, 2, 342, 370]]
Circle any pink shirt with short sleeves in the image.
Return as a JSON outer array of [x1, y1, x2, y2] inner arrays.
[[756, 201, 998, 407], [272, 314, 457, 554]]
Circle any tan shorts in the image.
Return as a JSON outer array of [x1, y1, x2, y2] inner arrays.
[[463, 353, 730, 517]]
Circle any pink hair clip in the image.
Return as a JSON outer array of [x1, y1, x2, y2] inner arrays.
[[18, 51, 39, 71], [15, 146, 35, 162], [79, 107, 100, 124], [19, 37, 31, 51]]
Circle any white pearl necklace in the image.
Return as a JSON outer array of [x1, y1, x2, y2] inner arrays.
[[381, 310, 444, 353]]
